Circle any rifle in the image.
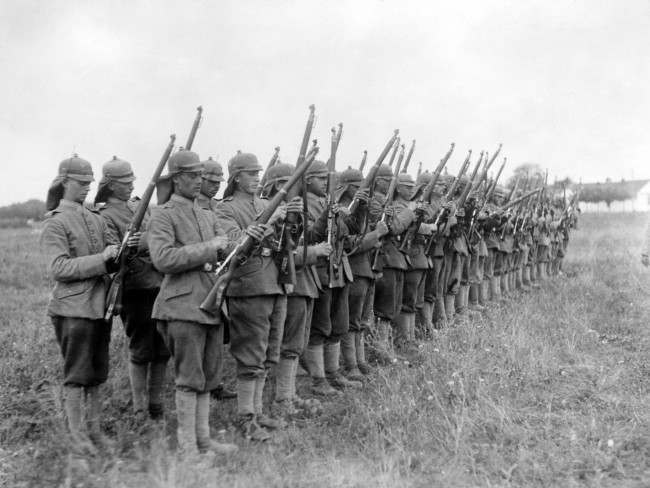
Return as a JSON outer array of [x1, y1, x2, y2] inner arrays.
[[505, 174, 522, 204], [500, 187, 540, 239], [416, 162, 422, 178], [257, 146, 281, 197], [359, 150, 368, 172], [371, 143, 405, 272], [398, 143, 454, 251], [387, 136, 401, 167], [422, 150, 471, 254], [185, 106, 203, 150], [326, 124, 344, 287], [467, 157, 507, 237], [278, 105, 316, 293], [348, 130, 400, 214], [104, 134, 176, 321], [400, 140, 416, 174], [200, 147, 319, 314]]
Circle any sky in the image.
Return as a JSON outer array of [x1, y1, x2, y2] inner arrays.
[[1, 0, 649, 205]]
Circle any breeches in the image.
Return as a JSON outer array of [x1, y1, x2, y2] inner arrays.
[[52, 316, 111, 387], [310, 285, 349, 345], [348, 277, 371, 333], [227, 295, 287, 379], [469, 253, 485, 284], [442, 252, 462, 295], [424, 257, 445, 302], [157, 320, 222, 392], [121, 288, 170, 364], [374, 268, 404, 321], [281, 296, 313, 358], [402, 269, 426, 313]]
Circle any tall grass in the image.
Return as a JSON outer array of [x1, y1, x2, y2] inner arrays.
[[0, 214, 648, 487]]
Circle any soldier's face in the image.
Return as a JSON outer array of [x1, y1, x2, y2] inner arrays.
[[307, 175, 328, 196], [374, 178, 390, 194], [109, 180, 133, 201], [63, 178, 91, 204], [236, 170, 260, 195], [201, 178, 220, 199], [174, 171, 202, 199], [397, 184, 413, 200]]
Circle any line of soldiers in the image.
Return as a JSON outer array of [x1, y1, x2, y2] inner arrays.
[[40, 133, 579, 459]]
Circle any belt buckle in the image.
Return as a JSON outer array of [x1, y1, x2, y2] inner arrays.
[[203, 262, 214, 272]]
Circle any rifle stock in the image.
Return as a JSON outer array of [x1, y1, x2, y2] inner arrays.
[[257, 146, 281, 197]]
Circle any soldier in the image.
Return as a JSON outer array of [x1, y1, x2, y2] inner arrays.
[[465, 189, 489, 311], [213, 152, 297, 440], [371, 166, 417, 355], [148, 149, 238, 456], [260, 163, 330, 415], [195, 157, 237, 401], [336, 166, 388, 378], [483, 187, 505, 300], [302, 161, 366, 395], [41, 155, 118, 452], [94, 156, 170, 421], [396, 173, 435, 351]]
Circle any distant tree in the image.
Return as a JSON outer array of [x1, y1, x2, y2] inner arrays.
[[505, 163, 544, 188], [0, 199, 47, 226]]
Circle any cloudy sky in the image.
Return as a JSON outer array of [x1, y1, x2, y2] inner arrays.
[[1, 0, 649, 205]]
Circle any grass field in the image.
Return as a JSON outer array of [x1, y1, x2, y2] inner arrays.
[[0, 213, 648, 487]]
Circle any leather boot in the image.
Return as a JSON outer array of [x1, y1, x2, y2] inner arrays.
[[468, 284, 485, 311], [274, 356, 294, 403], [175, 389, 198, 456], [490, 276, 501, 300], [236, 379, 271, 441], [255, 372, 285, 430], [148, 361, 167, 419], [393, 313, 410, 350], [288, 358, 321, 412], [420, 301, 434, 338], [500, 273, 509, 296], [517, 268, 530, 291], [341, 332, 364, 381], [510, 270, 516, 291], [304, 344, 341, 396], [355, 331, 372, 375], [456, 285, 470, 315], [434, 296, 447, 329], [196, 393, 238, 454], [86, 386, 112, 451], [444, 294, 456, 324], [370, 318, 396, 363], [128, 362, 148, 417], [479, 280, 489, 306], [63, 385, 96, 455], [325, 342, 362, 389]]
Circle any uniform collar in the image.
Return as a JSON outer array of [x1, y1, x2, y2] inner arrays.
[[58, 199, 85, 212], [196, 193, 213, 209], [232, 189, 256, 203], [170, 193, 195, 207]]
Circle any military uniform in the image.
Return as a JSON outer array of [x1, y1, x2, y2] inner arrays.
[[41, 155, 117, 450], [213, 152, 287, 439], [148, 150, 237, 455], [96, 157, 169, 419]]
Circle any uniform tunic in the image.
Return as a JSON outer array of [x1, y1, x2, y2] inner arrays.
[[213, 190, 287, 379], [148, 194, 231, 392], [41, 200, 115, 386], [100, 198, 169, 364]]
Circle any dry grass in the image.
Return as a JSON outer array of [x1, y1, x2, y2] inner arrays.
[[0, 213, 648, 487]]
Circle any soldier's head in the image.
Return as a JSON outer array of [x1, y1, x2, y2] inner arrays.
[[168, 149, 203, 200], [200, 157, 225, 199], [491, 185, 508, 206], [95, 156, 135, 204], [225, 152, 262, 197], [395, 173, 415, 200], [264, 162, 293, 198], [374, 164, 393, 194], [47, 154, 95, 210], [336, 166, 363, 201], [304, 160, 329, 197], [435, 174, 454, 196], [455, 174, 470, 198], [412, 171, 432, 201]]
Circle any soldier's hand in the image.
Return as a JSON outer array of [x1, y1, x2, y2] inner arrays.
[[126, 231, 142, 249], [455, 208, 465, 218], [384, 206, 395, 218], [642, 254, 649, 267], [102, 245, 119, 262], [268, 205, 287, 226], [353, 188, 370, 204], [210, 235, 229, 251], [246, 224, 273, 242], [418, 223, 436, 235], [375, 220, 389, 237], [444, 201, 456, 212], [313, 242, 333, 257], [286, 197, 303, 214], [332, 204, 350, 216]]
